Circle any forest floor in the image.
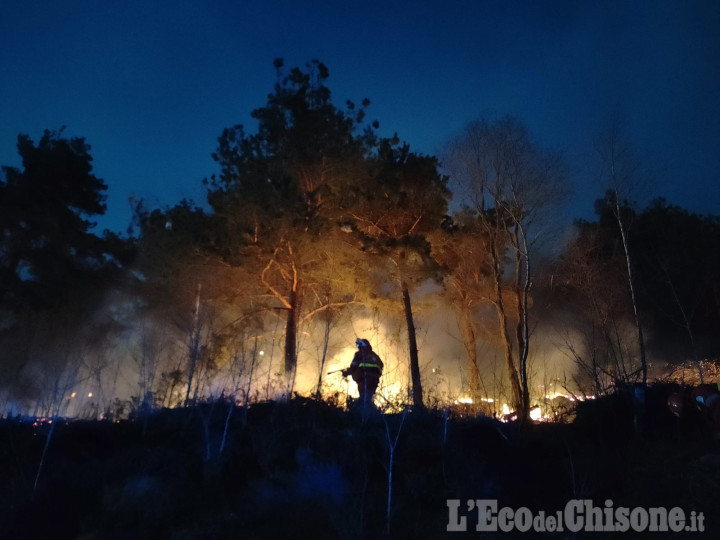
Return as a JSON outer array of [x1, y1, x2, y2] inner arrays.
[[1, 384, 718, 539]]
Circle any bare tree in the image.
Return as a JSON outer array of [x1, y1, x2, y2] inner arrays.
[[595, 117, 650, 386], [444, 116, 569, 422]]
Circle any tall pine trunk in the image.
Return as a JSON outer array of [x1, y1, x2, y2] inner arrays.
[[402, 282, 424, 410]]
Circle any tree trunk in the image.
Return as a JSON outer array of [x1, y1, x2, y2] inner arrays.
[[402, 282, 424, 410], [456, 304, 483, 400], [495, 294, 522, 416], [184, 283, 202, 407], [315, 316, 332, 398], [615, 193, 648, 386], [284, 286, 300, 374], [489, 236, 523, 416], [514, 225, 531, 424]]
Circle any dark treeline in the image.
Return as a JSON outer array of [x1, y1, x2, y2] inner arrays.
[[1, 60, 719, 422]]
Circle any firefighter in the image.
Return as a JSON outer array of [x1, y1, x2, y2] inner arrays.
[[343, 338, 384, 408]]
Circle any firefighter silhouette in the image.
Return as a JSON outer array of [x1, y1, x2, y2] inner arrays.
[[343, 338, 384, 408]]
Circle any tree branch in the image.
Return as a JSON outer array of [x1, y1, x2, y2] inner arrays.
[[300, 300, 361, 323], [260, 250, 293, 310]]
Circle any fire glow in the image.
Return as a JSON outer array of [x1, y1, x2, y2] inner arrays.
[[7, 312, 590, 421]]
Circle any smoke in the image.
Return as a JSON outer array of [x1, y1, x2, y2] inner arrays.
[[6, 273, 666, 419]]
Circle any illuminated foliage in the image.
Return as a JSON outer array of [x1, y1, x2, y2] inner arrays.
[[206, 61, 451, 408], [207, 60, 377, 375]]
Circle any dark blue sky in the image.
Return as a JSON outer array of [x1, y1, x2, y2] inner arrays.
[[2, 0, 718, 234]]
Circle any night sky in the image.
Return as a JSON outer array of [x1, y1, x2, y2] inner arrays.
[[2, 0, 718, 234]]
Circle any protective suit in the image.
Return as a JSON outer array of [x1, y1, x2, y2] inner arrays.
[[343, 338, 384, 408]]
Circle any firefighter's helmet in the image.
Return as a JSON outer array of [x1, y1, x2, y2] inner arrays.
[[355, 338, 371, 349]]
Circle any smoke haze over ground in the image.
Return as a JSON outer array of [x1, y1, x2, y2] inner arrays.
[[1, 279, 594, 419]]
